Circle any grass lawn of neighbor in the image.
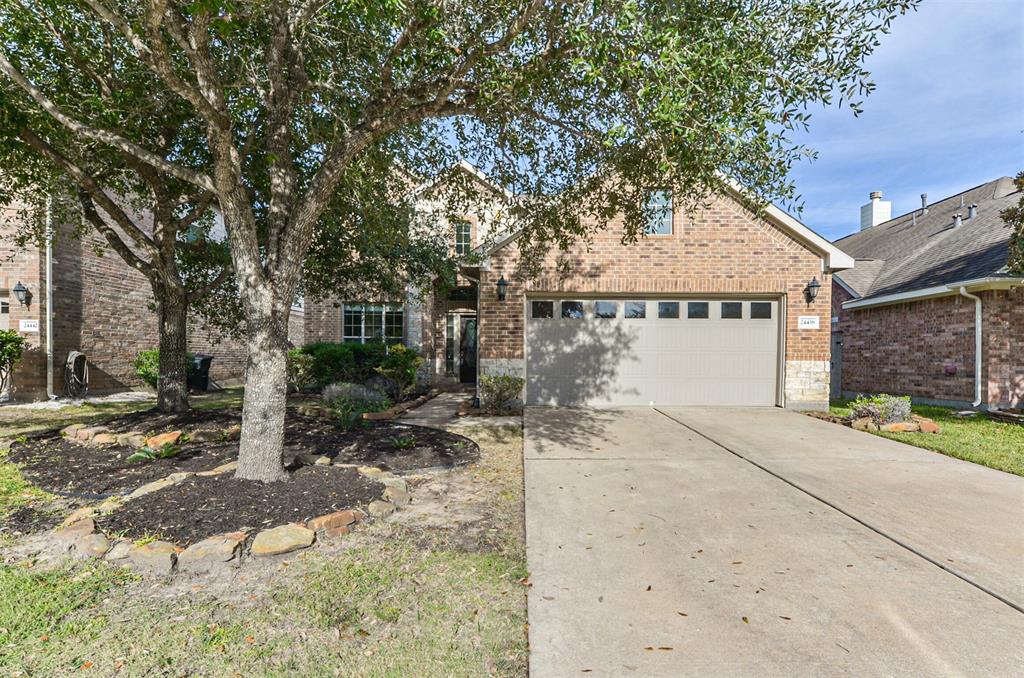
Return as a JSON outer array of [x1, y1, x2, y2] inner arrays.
[[830, 399, 1024, 477]]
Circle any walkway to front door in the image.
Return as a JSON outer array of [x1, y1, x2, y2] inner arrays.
[[524, 407, 1024, 676]]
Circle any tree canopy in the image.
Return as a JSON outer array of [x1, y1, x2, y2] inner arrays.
[[1002, 171, 1024, 276], [0, 0, 918, 479]]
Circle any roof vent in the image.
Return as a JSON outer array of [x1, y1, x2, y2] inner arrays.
[[920, 193, 928, 214], [860, 191, 892, 230], [967, 203, 978, 219], [953, 213, 963, 228]]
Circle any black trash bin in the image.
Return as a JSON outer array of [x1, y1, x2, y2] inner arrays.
[[189, 354, 214, 392]]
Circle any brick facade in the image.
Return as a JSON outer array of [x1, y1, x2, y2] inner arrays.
[[832, 283, 1022, 408], [0, 217, 291, 401], [463, 193, 833, 409]]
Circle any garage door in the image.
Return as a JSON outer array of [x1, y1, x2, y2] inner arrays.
[[525, 298, 779, 406]]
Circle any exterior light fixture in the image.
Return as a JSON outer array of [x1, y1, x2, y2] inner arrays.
[[12, 281, 29, 306], [496, 276, 508, 302], [804, 277, 821, 304]]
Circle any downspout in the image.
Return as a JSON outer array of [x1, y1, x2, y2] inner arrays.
[[957, 287, 982, 408], [45, 196, 55, 400]]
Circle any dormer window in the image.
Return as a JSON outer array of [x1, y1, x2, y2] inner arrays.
[[644, 189, 673, 235], [455, 220, 472, 255]]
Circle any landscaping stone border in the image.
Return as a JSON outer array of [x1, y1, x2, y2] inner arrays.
[[47, 462, 411, 577]]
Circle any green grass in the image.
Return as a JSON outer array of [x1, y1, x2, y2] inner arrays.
[[0, 562, 134, 670], [0, 448, 52, 520], [0, 424, 529, 677], [831, 400, 1024, 476]]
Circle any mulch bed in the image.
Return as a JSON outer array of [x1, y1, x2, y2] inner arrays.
[[7, 406, 478, 497], [1, 505, 66, 536], [98, 466, 384, 545]]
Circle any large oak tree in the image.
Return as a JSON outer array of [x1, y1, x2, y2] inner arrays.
[[0, 0, 916, 481]]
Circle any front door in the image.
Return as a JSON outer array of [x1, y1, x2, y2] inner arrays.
[[459, 316, 477, 383]]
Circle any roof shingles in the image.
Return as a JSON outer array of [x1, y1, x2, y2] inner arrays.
[[834, 177, 1019, 300]]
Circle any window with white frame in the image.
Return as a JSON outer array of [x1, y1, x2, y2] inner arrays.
[[644, 189, 673, 235], [342, 304, 403, 343], [455, 220, 472, 255]]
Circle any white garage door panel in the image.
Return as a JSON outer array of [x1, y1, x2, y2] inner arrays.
[[526, 299, 779, 407]]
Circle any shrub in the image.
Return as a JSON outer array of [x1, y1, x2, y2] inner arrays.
[[851, 393, 912, 425], [479, 375, 525, 412], [323, 382, 391, 428], [0, 329, 27, 393], [374, 344, 423, 397], [133, 349, 195, 389], [286, 348, 315, 392], [302, 342, 390, 388]]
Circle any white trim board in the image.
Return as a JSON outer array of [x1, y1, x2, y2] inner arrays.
[[842, 277, 1024, 310]]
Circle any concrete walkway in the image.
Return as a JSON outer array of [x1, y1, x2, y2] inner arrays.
[[399, 389, 520, 429], [524, 407, 1024, 677]]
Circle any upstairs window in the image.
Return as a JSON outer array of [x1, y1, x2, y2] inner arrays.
[[455, 221, 472, 255], [644, 189, 673, 235]]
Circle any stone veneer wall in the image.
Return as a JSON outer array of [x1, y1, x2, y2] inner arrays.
[[832, 283, 1022, 408], [476, 193, 833, 410]]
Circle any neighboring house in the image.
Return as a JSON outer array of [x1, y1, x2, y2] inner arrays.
[[0, 203, 296, 400], [831, 178, 1023, 409], [308, 162, 853, 411]]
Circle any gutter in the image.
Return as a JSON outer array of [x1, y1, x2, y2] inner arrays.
[[957, 287, 983, 408], [842, 276, 1024, 310]]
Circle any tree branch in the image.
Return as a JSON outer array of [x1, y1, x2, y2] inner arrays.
[[16, 128, 159, 261], [0, 49, 216, 193]]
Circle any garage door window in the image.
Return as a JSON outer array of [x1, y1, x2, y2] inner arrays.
[[595, 301, 618, 319], [624, 301, 646, 319], [687, 302, 709, 319], [531, 301, 554, 319], [658, 301, 679, 319], [750, 302, 773, 319], [561, 301, 584, 319], [721, 302, 743, 319]]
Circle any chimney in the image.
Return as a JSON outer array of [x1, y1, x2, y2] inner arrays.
[[860, 190, 892, 230], [967, 203, 978, 219], [953, 213, 963, 228], [920, 193, 928, 214]]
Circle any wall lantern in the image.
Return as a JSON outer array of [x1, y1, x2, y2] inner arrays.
[[803, 277, 821, 304], [12, 281, 30, 306], [496, 276, 508, 302]]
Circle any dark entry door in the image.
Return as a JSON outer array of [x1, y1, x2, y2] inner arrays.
[[459, 316, 478, 383], [830, 332, 843, 400]]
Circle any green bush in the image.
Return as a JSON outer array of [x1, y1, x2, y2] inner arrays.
[[322, 382, 391, 430], [0, 329, 27, 392], [374, 344, 423, 397], [479, 375, 525, 412], [851, 393, 912, 425], [301, 342, 389, 388], [286, 348, 315, 392], [133, 349, 196, 389]]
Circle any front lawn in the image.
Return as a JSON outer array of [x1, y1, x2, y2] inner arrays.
[[830, 400, 1024, 476], [0, 423, 528, 676]]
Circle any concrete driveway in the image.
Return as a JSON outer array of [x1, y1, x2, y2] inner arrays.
[[524, 407, 1024, 677]]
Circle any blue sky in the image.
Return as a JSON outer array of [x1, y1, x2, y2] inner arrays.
[[787, 0, 1024, 241]]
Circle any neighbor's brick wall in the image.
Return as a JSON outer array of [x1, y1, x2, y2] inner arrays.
[[475, 193, 832, 407], [2, 213, 249, 400], [986, 287, 1023, 408], [0, 202, 46, 398], [833, 283, 1022, 408]]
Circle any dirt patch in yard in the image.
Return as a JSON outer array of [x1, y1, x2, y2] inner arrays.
[[98, 465, 384, 545], [7, 407, 478, 497]]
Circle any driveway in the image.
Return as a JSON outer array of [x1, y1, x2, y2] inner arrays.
[[524, 407, 1024, 676]]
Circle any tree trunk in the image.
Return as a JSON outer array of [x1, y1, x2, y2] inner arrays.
[[235, 292, 290, 482], [155, 290, 190, 413]]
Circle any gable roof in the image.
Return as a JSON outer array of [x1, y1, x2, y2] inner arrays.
[[834, 177, 1020, 302], [470, 177, 855, 271]]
